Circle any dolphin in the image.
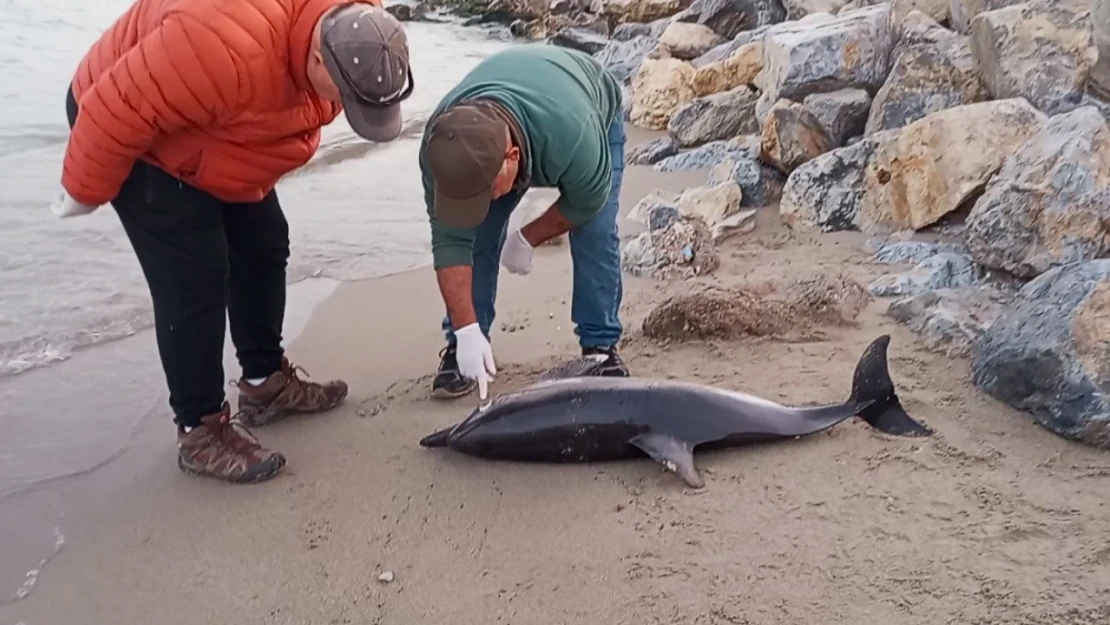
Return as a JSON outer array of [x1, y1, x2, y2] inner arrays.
[[419, 334, 932, 488]]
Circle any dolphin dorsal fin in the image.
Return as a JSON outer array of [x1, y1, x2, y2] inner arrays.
[[628, 433, 705, 489]]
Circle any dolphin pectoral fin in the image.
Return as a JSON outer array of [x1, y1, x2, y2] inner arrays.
[[628, 433, 705, 489]]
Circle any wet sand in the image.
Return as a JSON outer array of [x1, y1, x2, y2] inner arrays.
[[3, 126, 1110, 624]]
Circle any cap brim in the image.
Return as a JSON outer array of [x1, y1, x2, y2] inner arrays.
[[434, 185, 491, 229], [343, 97, 403, 143]]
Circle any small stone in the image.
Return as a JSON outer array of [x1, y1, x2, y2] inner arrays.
[[378, 571, 395, 583], [667, 86, 760, 147]]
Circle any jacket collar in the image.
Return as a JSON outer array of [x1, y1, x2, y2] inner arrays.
[[289, 0, 349, 92]]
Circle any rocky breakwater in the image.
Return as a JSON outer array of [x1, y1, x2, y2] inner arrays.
[[567, 0, 1110, 448]]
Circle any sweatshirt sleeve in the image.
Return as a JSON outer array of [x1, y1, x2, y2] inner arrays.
[[62, 13, 242, 206]]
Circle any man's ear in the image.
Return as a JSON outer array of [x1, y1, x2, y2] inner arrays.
[[507, 144, 521, 163]]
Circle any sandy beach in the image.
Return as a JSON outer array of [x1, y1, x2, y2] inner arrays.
[[2, 123, 1109, 625]]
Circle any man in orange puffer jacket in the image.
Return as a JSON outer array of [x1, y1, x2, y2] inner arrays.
[[53, 0, 413, 484]]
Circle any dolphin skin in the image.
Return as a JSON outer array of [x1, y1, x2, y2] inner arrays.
[[419, 335, 932, 488]]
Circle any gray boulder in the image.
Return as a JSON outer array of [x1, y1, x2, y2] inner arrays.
[[758, 3, 897, 104], [969, 0, 1098, 115], [971, 260, 1110, 448], [965, 106, 1110, 278], [887, 284, 1014, 357], [867, 251, 980, 297], [802, 88, 871, 145], [550, 28, 612, 54], [866, 24, 986, 134], [691, 25, 772, 66], [612, 22, 658, 40], [678, 0, 787, 39], [760, 98, 835, 172], [627, 135, 680, 164], [707, 155, 787, 206], [667, 86, 761, 146], [653, 137, 759, 170], [596, 35, 661, 84], [869, 239, 968, 265], [950, 0, 1025, 34]]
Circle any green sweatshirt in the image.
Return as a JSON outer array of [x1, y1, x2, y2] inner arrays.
[[418, 44, 624, 268]]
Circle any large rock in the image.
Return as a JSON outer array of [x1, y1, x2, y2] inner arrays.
[[867, 251, 980, 296], [1093, 0, 1110, 99], [887, 284, 1014, 356], [890, 0, 950, 23], [971, 260, 1110, 448], [603, 0, 693, 22], [596, 36, 662, 84], [627, 135, 680, 164], [781, 0, 851, 18], [760, 98, 835, 172], [780, 98, 1046, 233], [654, 136, 759, 170], [630, 58, 698, 129], [949, 0, 1024, 34], [802, 88, 871, 145], [668, 86, 761, 146], [969, 0, 1098, 115], [692, 24, 771, 66], [659, 22, 727, 59], [692, 41, 763, 95], [707, 155, 787, 206], [866, 24, 986, 134], [549, 27, 611, 54], [965, 107, 1110, 279], [678, 0, 788, 39], [758, 4, 898, 105]]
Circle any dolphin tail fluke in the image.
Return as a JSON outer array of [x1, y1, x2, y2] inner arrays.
[[419, 424, 456, 448], [847, 335, 933, 437]]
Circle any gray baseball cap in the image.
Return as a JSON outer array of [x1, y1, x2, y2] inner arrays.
[[321, 4, 413, 142]]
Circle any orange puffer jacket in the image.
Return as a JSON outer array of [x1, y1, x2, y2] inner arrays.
[[63, 0, 372, 206]]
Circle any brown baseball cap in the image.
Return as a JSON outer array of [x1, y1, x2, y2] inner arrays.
[[321, 4, 413, 142], [425, 103, 509, 229]]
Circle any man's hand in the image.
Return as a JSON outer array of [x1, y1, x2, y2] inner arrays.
[[454, 323, 497, 400], [500, 229, 534, 274], [49, 191, 99, 218]]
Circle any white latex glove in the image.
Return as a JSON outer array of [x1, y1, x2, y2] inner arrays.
[[455, 323, 497, 400], [500, 228, 534, 275], [49, 192, 99, 218]]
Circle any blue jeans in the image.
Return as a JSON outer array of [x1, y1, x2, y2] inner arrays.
[[441, 115, 626, 351]]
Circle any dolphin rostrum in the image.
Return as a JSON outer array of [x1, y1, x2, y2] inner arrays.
[[419, 334, 932, 488]]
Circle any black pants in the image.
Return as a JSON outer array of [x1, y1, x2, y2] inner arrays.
[[66, 87, 290, 427]]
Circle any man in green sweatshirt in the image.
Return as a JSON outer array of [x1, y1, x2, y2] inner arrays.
[[417, 44, 628, 400]]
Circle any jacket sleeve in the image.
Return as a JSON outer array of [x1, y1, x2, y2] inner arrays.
[[62, 13, 243, 206]]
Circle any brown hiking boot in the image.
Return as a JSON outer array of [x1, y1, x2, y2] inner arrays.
[[235, 357, 349, 427], [177, 402, 287, 483]]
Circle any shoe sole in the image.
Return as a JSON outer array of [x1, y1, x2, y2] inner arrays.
[[177, 453, 287, 484], [237, 387, 350, 428], [431, 384, 475, 400]]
